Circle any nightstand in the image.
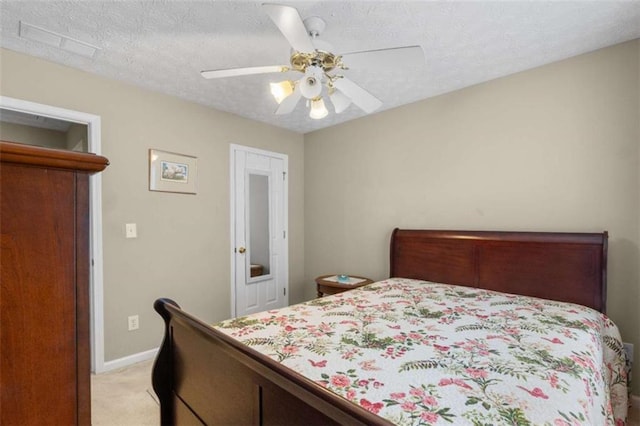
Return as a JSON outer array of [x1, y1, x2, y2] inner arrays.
[[315, 274, 374, 297]]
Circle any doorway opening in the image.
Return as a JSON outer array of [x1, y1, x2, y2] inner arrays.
[[0, 96, 106, 373]]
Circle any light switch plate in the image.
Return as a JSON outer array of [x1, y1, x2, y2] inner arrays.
[[128, 315, 139, 331], [125, 223, 137, 238]]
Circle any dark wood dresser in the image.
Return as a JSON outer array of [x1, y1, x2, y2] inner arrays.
[[1, 141, 109, 425]]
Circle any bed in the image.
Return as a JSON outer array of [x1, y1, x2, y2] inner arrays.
[[152, 229, 628, 425]]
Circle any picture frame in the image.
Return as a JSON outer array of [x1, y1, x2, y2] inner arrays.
[[149, 149, 197, 194]]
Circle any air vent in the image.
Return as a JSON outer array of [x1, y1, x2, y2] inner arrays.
[[19, 21, 100, 58]]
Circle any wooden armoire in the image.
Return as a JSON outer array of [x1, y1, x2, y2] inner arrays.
[[1, 141, 109, 425]]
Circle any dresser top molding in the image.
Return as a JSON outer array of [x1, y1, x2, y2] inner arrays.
[[1, 141, 109, 173]]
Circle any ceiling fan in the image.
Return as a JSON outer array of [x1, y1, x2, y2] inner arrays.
[[201, 3, 424, 119]]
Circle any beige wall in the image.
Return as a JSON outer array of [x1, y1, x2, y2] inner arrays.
[[0, 48, 305, 361], [66, 123, 88, 151], [0, 119, 87, 151], [305, 40, 640, 393], [0, 121, 67, 148]]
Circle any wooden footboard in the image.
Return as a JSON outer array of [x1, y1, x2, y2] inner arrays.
[[152, 298, 391, 426]]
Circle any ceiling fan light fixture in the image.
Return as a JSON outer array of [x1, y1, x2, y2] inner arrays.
[[201, 4, 425, 121], [299, 66, 323, 99], [329, 88, 351, 114], [309, 97, 328, 120], [270, 80, 295, 104]]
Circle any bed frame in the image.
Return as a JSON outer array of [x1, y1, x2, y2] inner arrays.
[[152, 229, 608, 425]]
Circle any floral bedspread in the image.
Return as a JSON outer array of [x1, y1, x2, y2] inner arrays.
[[214, 278, 628, 425]]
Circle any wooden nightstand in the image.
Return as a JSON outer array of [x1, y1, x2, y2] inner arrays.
[[315, 274, 374, 297]]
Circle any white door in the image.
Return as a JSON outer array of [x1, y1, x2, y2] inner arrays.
[[231, 144, 288, 317]]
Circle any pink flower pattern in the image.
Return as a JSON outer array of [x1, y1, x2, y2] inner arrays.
[[215, 278, 628, 425]]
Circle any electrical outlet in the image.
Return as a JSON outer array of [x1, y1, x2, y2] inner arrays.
[[125, 223, 137, 239], [623, 342, 634, 363], [128, 315, 139, 331]]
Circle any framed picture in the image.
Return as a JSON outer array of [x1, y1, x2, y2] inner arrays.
[[149, 149, 197, 194]]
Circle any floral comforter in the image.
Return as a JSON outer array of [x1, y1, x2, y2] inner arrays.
[[214, 278, 628, 425]]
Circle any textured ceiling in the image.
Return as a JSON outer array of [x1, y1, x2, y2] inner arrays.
[[1, 1, 639, 134]]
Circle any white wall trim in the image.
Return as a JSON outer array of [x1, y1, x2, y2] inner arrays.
[[229, 145, 237, 318], [100, 347, 158, 373], [0, 96, 106, 374]]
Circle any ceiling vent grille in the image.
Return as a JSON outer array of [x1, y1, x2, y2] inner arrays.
[[18, 21, 100, 58]]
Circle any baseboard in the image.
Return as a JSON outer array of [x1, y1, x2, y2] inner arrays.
[[100, 347, 158, 373]]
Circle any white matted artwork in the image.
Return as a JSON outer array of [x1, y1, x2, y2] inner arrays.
[[149, 149, 197, 194]]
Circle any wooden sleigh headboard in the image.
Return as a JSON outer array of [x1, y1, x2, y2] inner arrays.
[[390, 229, 608, 313], [152, 228, 610, 425]]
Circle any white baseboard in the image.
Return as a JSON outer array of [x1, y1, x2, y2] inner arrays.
[[99, 347, 158, 374]]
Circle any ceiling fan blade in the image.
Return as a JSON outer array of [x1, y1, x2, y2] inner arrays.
[[263, 3, 315, 53], [201, 65, 288, 79], [341, 45, 424, 71], [329, 88, 351, 114], [275, 87, 302, 115], [332, 77, 382, 114]]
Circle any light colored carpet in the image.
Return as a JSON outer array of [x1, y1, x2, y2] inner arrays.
[[91, 359, 159, 426]]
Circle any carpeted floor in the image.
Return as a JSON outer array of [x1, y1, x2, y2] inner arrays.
[[91, 359, 159, 425], [91, 358, 639, 425]]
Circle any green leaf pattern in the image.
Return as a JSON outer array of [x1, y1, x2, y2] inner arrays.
[[214, 278, 628, 425]]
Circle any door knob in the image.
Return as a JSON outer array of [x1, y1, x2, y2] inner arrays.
[[238, 247, 246, 254]]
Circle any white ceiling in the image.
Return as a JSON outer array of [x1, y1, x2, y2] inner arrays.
[[1, 1, 639, 134]]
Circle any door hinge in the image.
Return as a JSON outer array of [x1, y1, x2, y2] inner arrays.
[[283, 171, 286, 180], [283, 288, 286, 296], [283, 230, 286, 239], [91, 259, 94, 266]]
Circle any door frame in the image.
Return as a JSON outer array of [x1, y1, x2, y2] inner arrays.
[[229, 143, 289, 318], [0, 96, 106, 373]]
